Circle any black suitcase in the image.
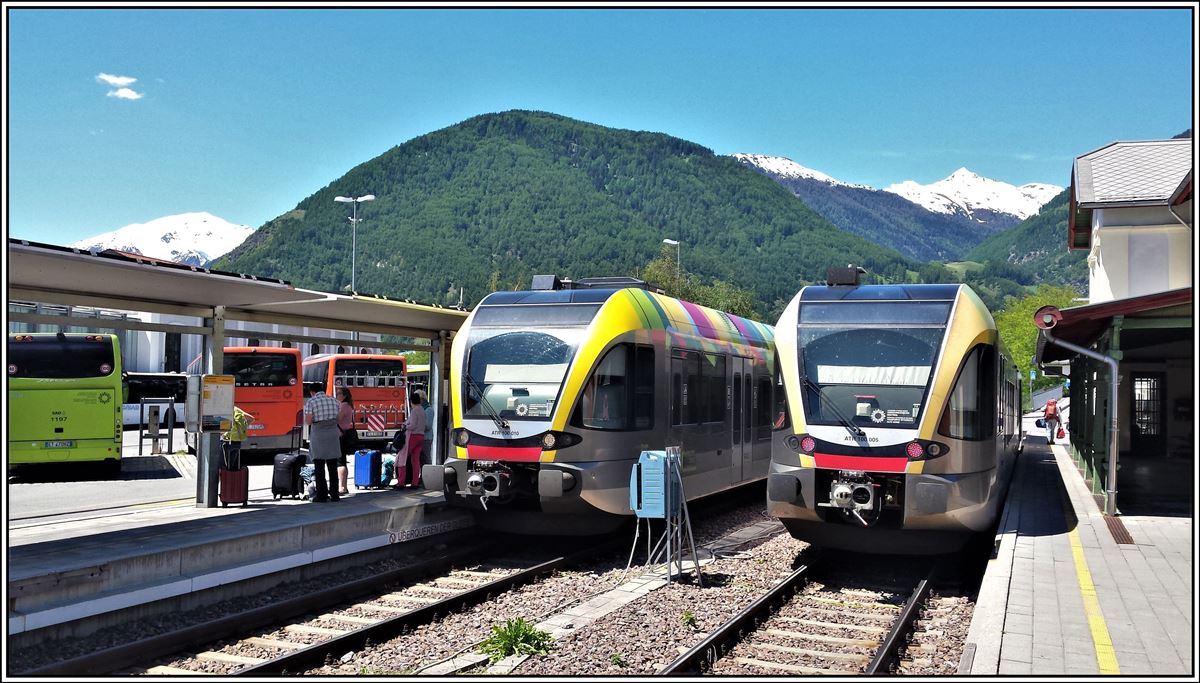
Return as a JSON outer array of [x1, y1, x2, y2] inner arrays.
[[272, 451, 304, 499]]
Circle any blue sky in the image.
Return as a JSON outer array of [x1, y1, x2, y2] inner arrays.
[[6, 6, 1195, 245]]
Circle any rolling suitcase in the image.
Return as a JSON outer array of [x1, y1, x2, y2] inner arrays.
[[354, 449, 383, 489], [272, 451, 304, 499], [219, 466, 249, 507]]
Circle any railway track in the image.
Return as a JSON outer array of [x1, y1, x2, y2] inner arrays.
[[661, 567, 935, 675], [112, 539, 622, 676]]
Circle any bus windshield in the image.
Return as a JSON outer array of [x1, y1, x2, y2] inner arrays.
[[8, 338, 116, 378], [797, 302, 950, 430], [225, 354, 298, 387], [464, 329, 582, 421], [332, 359, 406, 387]]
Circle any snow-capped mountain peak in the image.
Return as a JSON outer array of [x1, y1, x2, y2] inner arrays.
[[70, 212, 254, 267], [884, 169, 1062, 221], [732, 153, 869, 189]]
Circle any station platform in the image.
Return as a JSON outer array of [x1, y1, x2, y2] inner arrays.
[[960, 416, 1194, 676], [7, 458, 474, 641]]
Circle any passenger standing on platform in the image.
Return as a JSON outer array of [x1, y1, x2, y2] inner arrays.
[[400, 392, 427, 488], [1043, 398, 1060, 444], [303, 384, 342, 502], [221, 406, 252, 470], [336, 387, 356, 496]]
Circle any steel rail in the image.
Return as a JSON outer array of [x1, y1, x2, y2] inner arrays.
[[657, 564, 810, 675], [235, 537, 627, 675], [865, 574, 933, 674], [17, 533, 492, 677]]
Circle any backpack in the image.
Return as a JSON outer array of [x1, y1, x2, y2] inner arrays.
[[1045, 402, 1058, 418]]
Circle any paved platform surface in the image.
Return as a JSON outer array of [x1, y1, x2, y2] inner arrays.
[[962, 416, 1194, 676], [7, 443, 469, 638]]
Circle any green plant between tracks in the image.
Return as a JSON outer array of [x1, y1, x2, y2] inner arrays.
[[478, 617, 555, 662]]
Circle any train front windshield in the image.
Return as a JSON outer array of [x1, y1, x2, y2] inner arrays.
[[463, 304, 599, 422], [797, 301, 950, 430]]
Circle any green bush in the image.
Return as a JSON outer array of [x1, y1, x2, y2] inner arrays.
[[478, 617, 555, 662]]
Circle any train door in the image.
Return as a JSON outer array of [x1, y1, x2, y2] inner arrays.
[[731, 356, 752, 481]]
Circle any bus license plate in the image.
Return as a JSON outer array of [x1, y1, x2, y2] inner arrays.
[[44, 440, 75, 448], [363, 431, 384, 438]]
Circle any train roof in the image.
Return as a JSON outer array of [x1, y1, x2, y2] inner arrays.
[[799, 283, 963, 302], [479, 289, 619, 306], [476, 287, 773, 350]]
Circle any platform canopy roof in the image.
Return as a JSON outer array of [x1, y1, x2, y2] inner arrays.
[[6, 239, 469, 339]]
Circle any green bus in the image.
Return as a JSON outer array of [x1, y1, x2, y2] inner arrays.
[[7, 332, 124, 474]]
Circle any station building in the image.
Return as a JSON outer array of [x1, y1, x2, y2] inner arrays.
[[1036, 137, 1193, 516]]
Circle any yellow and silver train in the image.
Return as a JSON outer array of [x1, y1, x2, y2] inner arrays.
[[767, 275, 1022, 553], [422, 276, 776, 534]]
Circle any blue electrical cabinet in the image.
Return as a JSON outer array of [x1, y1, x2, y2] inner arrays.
[[629, 450, 680, 518]]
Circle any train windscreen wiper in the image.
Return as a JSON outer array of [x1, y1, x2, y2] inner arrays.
[[464, 371, 509, 430], [801, 375, 866, 437]]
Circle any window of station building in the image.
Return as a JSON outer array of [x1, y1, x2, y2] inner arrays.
[[571, 344, 653, 431], [311, 343, 321, 355], [939, 344, 996, 441], [248, 338, 260, 347]]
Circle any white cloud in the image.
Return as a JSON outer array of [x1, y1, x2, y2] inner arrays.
[[106, 87, 144, 100], [96, 72, 137, 87]]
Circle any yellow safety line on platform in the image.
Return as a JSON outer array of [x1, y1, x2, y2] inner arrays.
[[1069, 527, 1120, 674]]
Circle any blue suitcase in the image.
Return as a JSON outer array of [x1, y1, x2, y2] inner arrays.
[[354, 449, 383, 489]]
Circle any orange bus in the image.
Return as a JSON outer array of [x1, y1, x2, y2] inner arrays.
[[302, 354, 408, 447], [224, 347, 304, 456]]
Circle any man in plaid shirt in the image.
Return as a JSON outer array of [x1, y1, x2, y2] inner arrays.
[[303, 385, 343, 501]]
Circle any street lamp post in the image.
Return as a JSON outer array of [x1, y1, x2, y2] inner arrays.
[[662, 238, 681, 287], [335, 194, 375, 351], [335, 194, 376, 293]]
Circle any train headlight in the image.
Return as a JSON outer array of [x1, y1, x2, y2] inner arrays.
[[905, 441, 925, 460], [799, 436, 816, 454], [454, 429, 470, 447], [926, 442, 944, 457], [539, 431, 581, 450]]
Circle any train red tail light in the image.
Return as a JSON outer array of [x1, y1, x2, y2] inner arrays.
[[799, 436, 816, 454], [905, 441, 925, 459]]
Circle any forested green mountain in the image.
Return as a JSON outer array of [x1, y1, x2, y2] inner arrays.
[[216, 110, 920, 316], [965, 189, 1087, 292]]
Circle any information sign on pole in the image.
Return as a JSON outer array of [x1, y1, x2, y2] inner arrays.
[[201, 374, 235, 432]]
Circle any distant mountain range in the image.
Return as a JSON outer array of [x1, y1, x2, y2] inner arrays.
[[70, 212, 254, 267], [732, 153, 1063, 261], [57, 111, 1085, 316]]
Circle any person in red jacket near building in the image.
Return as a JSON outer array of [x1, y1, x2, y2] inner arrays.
[[1043, 398, 1061, 444]]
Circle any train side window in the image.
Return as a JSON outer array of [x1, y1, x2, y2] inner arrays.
[[756, 375, 772, 439], [671, 356, 684, 426], [570, 344, 654, 431], [744, 374, 752, 443], [574, 345, 629, 430], [732, 372, 742, 442], [939, 345, 996, 441], [772, 355, 791, 431], [686, 352, 700, 424], [633, 345, 654, 430], [703, 354, 726, 424]]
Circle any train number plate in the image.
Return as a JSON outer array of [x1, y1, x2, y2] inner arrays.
[[44, 440, 75, 448], [363, 431, 384, 438]]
